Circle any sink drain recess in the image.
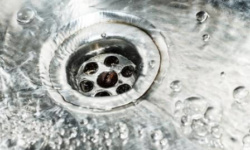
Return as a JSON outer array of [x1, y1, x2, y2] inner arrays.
[[39, 11, 168, 112]]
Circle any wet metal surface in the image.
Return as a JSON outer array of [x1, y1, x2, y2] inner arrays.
[[1, 0, 250, 150]]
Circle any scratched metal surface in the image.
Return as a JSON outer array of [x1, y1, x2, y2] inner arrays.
[[1, 0, 250, 150]]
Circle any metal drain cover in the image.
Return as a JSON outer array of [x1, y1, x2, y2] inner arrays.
[[75, 53, 136, 97], [39, 12, 167, 112]]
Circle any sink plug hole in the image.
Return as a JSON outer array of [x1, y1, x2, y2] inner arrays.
[[116, 84, 131, 94], [95, 91, 111, 97], [80, 80, 94, 92], [104, 56, 119, 67], [121, 65, 135, 77], [97, 71, 118, 88]]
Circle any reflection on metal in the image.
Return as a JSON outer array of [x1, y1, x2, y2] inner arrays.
[[4, 0, 249, 149]]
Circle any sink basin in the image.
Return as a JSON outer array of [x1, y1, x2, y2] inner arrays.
[[0, 0, 250, 150]]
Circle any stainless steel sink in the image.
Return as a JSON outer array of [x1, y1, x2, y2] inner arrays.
[[1, 0, 250, 150]]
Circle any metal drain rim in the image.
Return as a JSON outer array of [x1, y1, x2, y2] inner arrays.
[[39, 11, 169, 112], [49, 23, 160, 109]]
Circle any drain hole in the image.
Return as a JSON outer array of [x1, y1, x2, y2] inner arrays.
[[80, 80, 94, 92], [116, 84, 131, 94], [121, 65, 135, 77], [66, 38, 147, 97], [95, 91, 111, 97], [104, 56, 119, 67], [83, 62, 98, 75], [97, 71, 118, 88]]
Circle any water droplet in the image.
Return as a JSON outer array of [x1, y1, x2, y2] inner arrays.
[[242, 134, 250, 150], [70, 127, 78, 138], [116, 123, 129, 140], [243, 134, 250, 145], [191, 119, 208, 137], [196, 11, 209, 23], [204, 107, 222, 124], [90, 135, 99, 143], [81, 133, 87, 143], [151, 130, 163, 141], [106, 139, 112, 146], [181, 115, 191, 126], [160, 138, 169, 148], [109, 127, 114, 133], [202, 34, 210, 42], [138, 128, 145, 138], [60, 128, 65, 136], [220, 72, 225, 77], [80, 118, 89, 125], [170, 80, 182, 92], [175, 100, 183, 110], [101, 33, 107, 38], [120, 131, 129, 139], [233, 86, 249, 102], [118, 122, 128, 133], [183, 97, 207, 119], [149, 60, 156, 68], [211, 126, 222, 138], [17, 7, 36, 24], [104, 132, 110, 139], [94, 129, 100, 135]]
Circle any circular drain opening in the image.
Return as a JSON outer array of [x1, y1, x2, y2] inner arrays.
[[67, 39, 139, 97], [83, 62, 98, 75], [104, 56, 119, 67], [97, 71, 119, 88], [79, 80, 94, 92], [40, 11, 168, 112]]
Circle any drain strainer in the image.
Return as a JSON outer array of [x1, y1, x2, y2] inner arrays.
[[39, 11, 168, 112], [75, 53, 136, 97]]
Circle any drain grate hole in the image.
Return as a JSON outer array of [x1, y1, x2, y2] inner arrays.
[[80, 80, 94, 92], [121, 65, 135, 77], [104, 56, 119, 67], [95, 91, 111, 97], [83, 62, 98, 75], [97, 71, 118, 88], [116, 84, 131, 94]]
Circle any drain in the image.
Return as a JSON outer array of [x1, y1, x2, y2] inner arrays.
[[95, 91, 111, 97], [121, 66, 135, 78], [79, 80, 94, 93], [116, 84, 132, 94], [74, 52, 137, 97], [83, 62, 98, 75], [104, 56, 119, 67], [97, 71, 118, 88], [39, 11, 168, 112]]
